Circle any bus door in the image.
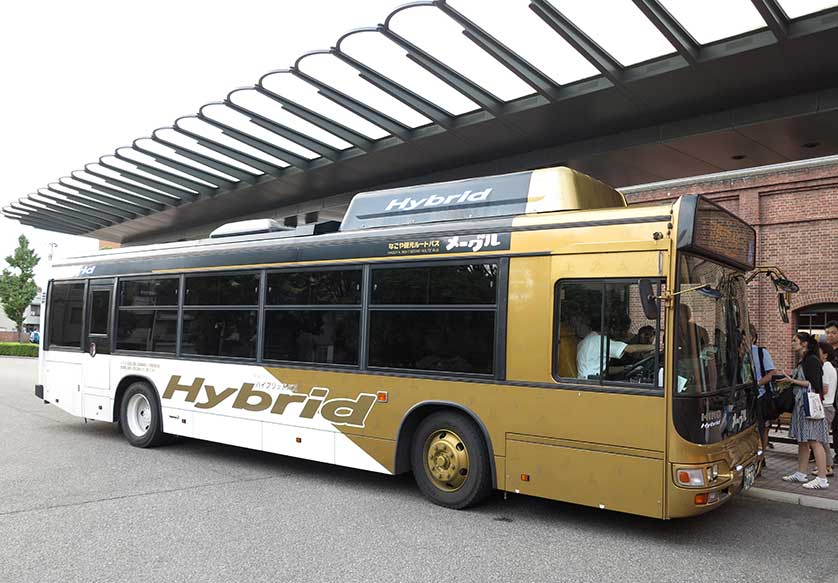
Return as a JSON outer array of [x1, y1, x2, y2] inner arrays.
[[83, 280, 114, 392]]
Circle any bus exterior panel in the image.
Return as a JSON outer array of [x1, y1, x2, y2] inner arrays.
[[38, 167, 763, 519]]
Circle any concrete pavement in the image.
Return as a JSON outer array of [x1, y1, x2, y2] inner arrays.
[[2, 358, 837, 583]]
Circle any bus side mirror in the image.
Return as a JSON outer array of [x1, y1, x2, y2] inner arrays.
[[778, 293, 789, 323], [639, 279, 659, 320]]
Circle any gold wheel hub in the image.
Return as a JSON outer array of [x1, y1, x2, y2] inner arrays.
[[424, 429, 469, 492]]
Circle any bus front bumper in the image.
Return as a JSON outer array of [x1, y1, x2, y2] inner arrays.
[[666, 451, 764, 518]]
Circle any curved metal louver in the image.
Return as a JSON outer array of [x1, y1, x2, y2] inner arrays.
[[4, 0, 838, 237]]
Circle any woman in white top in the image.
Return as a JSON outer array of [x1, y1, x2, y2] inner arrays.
[[819, 341, 837, 477]]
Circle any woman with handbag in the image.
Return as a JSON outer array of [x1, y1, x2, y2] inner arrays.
[[779, 332, 829, 489]]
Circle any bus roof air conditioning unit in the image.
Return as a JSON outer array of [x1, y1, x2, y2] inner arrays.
[[209, 219, 292, 239]]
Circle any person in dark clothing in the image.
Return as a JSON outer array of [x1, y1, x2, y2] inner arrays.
[[779, 332, 829, 489], [826, 320, 838, 461]]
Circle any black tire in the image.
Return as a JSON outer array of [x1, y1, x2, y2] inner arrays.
[[119, 381, 168, 448], [411, 411, 492, 509]]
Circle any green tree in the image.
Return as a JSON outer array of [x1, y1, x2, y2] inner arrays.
[[0, 235, 40, 341]]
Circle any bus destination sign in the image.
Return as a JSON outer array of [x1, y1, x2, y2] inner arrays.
[[384, 233, 510, 257]]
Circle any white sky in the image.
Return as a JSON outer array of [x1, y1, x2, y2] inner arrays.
[[0, 0, 411, 288], [0, 0, 831, 289]]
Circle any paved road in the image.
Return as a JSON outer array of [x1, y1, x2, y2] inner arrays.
[[1, 357, 836, 583]]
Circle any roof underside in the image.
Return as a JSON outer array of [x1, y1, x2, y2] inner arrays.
[[5, 0, 838, 243]]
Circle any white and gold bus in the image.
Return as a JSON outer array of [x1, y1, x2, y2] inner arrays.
[[38, 166, 765, 518]]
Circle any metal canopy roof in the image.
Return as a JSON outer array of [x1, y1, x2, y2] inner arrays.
[[4, 0, 838, 243]]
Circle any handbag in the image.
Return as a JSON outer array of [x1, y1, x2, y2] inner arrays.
[[804, 387, 826, 420], [758, 392, 779, 421], [773, 387, 795, 414]]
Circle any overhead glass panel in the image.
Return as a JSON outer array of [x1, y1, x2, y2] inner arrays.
[[297, 53, 431, 128], [97, 156, 207, 192], [60, 175, 162, 206], [155, 128, 263, 175], [548, 0, 675, 65], [447, 0, 599, 85], [388, 5, 534, 101], [200, 103, 320, 160], [230, 90, 353, 150], [261, 71, 391, 140], [176, 117, 291, 168], [135, 138, 242, 183], [659, 0, 766, 44], [116, 149, 218, 188], [340, 31, 478, 115], [777, 0, 838, 19], [70, 170, 181, 203], [81, 164, 183, 197]]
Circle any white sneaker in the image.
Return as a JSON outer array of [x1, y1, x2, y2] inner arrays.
[[802, 478, 828, 489], [781, 472, 808, 483]]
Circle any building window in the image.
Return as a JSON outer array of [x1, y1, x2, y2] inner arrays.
[[796, 304, 838, 338], [368, 262, 498, 375], [48, 282, 85, 348]]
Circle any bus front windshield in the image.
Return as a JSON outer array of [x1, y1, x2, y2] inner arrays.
[[674, 255, 753, 395]]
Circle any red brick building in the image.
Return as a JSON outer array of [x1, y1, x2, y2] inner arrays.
[[623, 155, 838, 372]]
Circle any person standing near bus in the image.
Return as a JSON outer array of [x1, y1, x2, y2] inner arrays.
[[819, 341, 837, 477], [750, 325, 777, 452], [780, 332, 830, 489], [826, 321, 838, 462]]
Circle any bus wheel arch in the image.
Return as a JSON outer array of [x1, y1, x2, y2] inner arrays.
[[113, 375, 157, 424], [395, 402, 496, 489], [114, 376, 169, 448]]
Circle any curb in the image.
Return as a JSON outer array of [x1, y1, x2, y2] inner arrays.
[[744, 487, 838, 512]]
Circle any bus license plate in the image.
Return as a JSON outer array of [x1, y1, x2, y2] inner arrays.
[[743, 464, 756, 490]]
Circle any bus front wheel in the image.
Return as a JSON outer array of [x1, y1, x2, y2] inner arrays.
[[119, 382, 168, 448], [411, 411, 492, 509]]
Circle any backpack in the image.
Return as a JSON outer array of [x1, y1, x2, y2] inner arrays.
[[756, 347, 780, 421]]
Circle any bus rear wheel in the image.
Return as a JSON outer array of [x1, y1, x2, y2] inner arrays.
[[119, 382, 168, 448], [411, 411, 492, 509]]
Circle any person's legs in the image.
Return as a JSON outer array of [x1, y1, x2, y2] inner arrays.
[[832, 407, 838, 458], [783, 442, 811, 482], [798, 441, 811, 474], [759, 421, 769, 451], [803, 441, 830, 488], [811, 441, 827, 478], [826, 406, 836, 471]]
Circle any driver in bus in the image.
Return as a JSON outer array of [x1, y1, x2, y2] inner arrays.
[[576, 316, 655, 380]]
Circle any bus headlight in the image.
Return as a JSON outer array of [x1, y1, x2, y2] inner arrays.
[[676, 469, 705, 487]]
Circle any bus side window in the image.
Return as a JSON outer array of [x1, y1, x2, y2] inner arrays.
[[556, 279, 661, 388], [182, 273, 259, 359], [116, 277, 179, 354], [368, 262, 498, 375], [263, 269, 362, 366], [48, 282, 85, 349]]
